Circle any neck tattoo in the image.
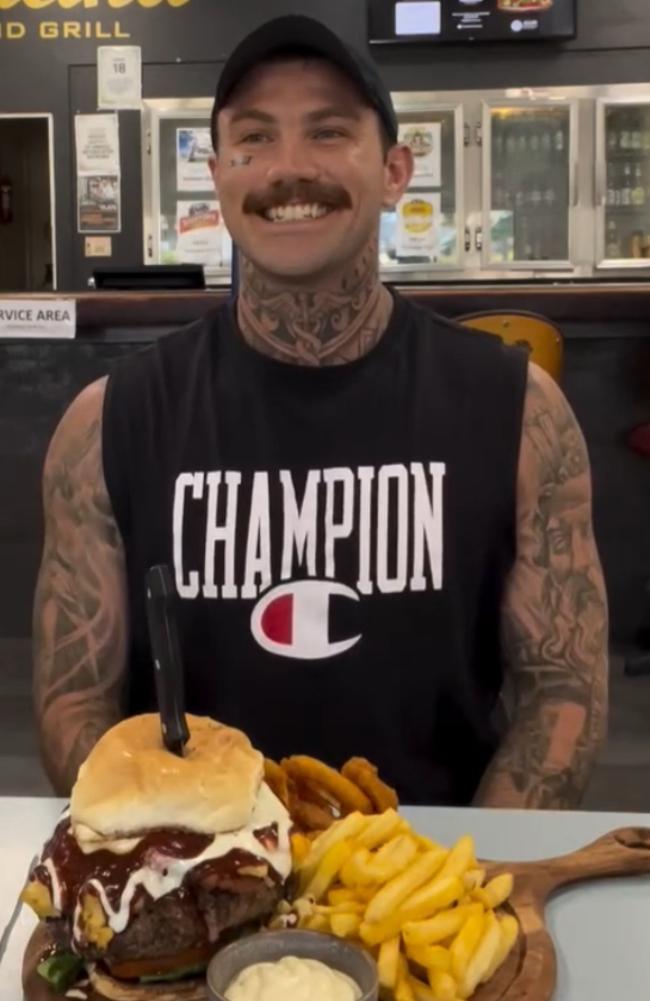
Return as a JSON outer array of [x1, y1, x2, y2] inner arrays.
[[236, 239, 394, 367]]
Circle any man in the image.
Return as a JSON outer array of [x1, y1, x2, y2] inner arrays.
[[33, 16, 608, 807]]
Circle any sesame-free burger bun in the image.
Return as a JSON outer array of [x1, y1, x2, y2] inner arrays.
[[70, 714, 263, 842]]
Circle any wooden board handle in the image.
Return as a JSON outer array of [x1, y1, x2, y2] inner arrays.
[[545, 826, 650, 890], [490, 826, 650, 901], [476, 828, 650, 1000]]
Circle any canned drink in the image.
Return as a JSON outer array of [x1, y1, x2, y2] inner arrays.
[[631, 231, 644, 258]]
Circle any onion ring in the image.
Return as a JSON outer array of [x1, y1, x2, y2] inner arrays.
[[282, 756, 373, 815], [264, 758, 290, 808], [295, 777, 344, 816], [341, 757, 399, 813], [289, 797, 337, 834]]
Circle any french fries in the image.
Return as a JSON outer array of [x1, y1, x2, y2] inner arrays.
[[281, 811, 519, 1000], [403, 903, 483, 947], [462, 911, 502, 997], [330, 913, 362, 938], [302, 840, 355, 900], [378, 936, 401, 991], [450, 911, 486, 983]]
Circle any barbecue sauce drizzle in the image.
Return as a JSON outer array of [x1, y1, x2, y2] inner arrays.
[[35, 820, 280, 915]]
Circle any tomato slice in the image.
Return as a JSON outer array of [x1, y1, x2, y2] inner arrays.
[[106, 944, 212, 981]]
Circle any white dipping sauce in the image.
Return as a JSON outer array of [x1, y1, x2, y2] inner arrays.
[[224, 956, 362, 1001]]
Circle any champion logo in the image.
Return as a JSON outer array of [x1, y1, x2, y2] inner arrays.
[[250, 580, 361, 660]]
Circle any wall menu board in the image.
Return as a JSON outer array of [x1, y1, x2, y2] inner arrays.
[[368, 0, 576, 44]]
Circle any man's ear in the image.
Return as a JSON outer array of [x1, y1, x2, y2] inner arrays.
[[383, 144, 414, 210], [209, 153, 219, 187]]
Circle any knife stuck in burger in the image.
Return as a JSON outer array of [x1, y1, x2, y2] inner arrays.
[[145, 564, 190, 759]]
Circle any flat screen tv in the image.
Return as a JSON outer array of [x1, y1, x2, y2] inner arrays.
[[369, 0, 577, 44]]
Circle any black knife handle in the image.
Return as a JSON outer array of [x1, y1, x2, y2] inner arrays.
[[145, 565, 190, 756]]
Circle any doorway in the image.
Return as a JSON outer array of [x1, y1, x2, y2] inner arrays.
[[0, 115, 56, 292]]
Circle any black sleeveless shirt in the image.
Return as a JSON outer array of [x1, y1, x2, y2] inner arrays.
[[103, 293, 527, 805]]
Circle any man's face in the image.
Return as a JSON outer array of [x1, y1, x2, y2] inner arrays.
[[546, 496, 593, 589], [211, 58, 413, 282]]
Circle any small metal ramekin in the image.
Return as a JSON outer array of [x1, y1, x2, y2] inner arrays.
[[206, 929, 379, 1001]]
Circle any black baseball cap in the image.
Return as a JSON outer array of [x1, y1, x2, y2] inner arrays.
[[212, 15, 398, 150]]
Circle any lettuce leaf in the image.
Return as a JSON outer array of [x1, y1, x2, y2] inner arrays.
[[37, 953, 84, 993], [140, 963, 207, 984]]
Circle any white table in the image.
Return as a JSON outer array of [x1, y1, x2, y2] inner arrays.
[[1, 799, 650, 1000]]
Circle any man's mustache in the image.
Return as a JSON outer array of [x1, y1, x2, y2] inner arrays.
[[243, 180, 352, 214]]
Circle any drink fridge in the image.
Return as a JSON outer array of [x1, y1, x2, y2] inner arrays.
[[598, 96, 650, 268], [486, 101, 574, 268], [141, 83, 650, 285]]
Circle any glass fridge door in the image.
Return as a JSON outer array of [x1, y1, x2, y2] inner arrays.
[[597, 99, 650, 268], [142, 100, 232, 285], [483, 100, 576, 269], [380, 103, 463, 278]]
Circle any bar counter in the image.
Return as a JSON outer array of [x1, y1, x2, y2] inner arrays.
[[1, 282, 649, 339]]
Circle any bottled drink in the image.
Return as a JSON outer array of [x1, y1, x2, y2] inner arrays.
[[631, 230, 644, 258], [607, 125, 618, 153], [531, 178, 542, 208], [633, 163, 646, 206], [643, 125, 650, 151], [606, 218, 621, 258], [620, 115, 631, 150], [622, 163, 633, 205], [517, 126, 527, 155], [520, 216, 533, 260], [541, 126, 552, 154], [632, 121, 643, 150], [606, 165, 617, 207], [529, 123, 540, 154], [544, 184, 557, 207], [554, 125, 565, 155], [493, 171, 505, 210], [506, 129, 517, 156], [614, 167, 623, 206]]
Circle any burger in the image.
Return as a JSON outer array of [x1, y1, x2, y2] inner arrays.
[[22, 715, 293, 1000]]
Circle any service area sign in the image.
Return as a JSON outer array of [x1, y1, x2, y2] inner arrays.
[[0, 300, 76, 339]]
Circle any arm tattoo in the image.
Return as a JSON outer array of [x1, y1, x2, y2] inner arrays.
[[237, 237, 394, 366], [477, 365, 609, 809], [33, 380, 127, 796]]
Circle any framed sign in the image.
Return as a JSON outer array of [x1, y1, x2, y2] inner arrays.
[[369, 0, 577, 44]]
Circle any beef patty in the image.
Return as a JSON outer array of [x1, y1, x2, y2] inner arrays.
[[79, 874, 283, 965]]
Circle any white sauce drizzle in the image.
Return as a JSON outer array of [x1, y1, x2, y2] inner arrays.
[[43, 857, 63, 914], [70, 783, 291, 940]]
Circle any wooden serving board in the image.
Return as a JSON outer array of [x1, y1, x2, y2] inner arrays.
[[471, 825, 650, 1000], [23, 827, 650, 1001]]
